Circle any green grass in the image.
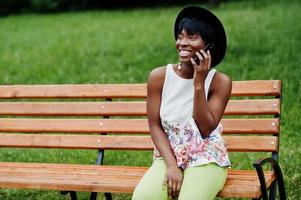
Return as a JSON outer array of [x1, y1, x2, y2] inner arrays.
[[0, 0, 300, 199]]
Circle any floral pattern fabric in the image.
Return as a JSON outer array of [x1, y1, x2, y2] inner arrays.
[[153, 117, 231, 169]]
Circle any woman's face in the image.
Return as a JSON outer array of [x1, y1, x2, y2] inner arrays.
[[176, 29, 205, 63]]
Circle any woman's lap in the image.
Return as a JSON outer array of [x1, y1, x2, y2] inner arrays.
[[179, 162, 227, 199], [132, 159, 227, 200]]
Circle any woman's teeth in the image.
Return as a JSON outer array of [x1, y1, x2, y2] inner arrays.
[[179, 50, 191, 57]]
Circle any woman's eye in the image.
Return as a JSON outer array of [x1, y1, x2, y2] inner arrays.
[[189, 35, 198, 40]]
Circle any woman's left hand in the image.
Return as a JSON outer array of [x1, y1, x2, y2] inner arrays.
[[190, 50, 211, 89]]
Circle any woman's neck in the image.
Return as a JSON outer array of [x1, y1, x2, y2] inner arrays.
[[178, 62, 194, 79]]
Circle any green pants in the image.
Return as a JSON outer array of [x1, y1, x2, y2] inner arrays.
[[132, 159, 227, 200]]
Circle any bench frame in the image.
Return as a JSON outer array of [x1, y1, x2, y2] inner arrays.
[[0, 81, 286, 200]]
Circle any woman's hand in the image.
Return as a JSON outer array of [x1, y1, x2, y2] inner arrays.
[[163, 165, 183, 199], [190, 50, 212, 89]]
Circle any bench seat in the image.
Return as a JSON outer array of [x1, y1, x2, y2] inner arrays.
[[0, 162, 276, 198]]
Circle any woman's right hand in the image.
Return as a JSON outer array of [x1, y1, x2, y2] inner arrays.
[[163, 165, 183, 199]]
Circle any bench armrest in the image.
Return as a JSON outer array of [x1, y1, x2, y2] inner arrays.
[[253, 157, 286, 200]]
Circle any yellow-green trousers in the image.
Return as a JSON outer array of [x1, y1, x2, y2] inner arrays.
[[132, 159, 227, 200]]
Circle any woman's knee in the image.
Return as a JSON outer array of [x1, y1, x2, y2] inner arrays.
[[132, 159, 168, 200], [132, 185, 167, 200]]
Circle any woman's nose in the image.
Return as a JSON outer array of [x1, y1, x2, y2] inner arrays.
[[178, 38, 189, 46]]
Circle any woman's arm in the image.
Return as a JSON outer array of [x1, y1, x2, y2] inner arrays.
[[147, 67, 183, 198], [193, 72, 232, 137], [191, 50, 232, 138]]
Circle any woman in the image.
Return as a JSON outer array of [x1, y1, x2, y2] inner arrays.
[[133, 6, 231, 200]]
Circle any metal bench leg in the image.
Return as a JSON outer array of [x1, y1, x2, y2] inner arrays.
[[269, 181, 277, 200], [253, 158, 286, 200], [70, 191, 77, 200], [61, 191, 77, 200], [91, 115, 113, 200], [105, 193, 113, 200], [90, 192, 97, 200], [90, 192, 112, 200]]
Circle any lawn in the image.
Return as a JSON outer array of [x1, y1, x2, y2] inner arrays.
[[0, 0, 300, 199]]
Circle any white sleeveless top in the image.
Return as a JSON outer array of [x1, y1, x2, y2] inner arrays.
[[153, 64, 231, 169]]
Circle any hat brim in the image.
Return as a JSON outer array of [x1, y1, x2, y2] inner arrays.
[[174, 6, 227, 67]]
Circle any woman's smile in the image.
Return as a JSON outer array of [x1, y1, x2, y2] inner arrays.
[[179, 49, 192, 57]]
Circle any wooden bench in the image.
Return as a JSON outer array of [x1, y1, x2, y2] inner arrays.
[[0, 80, 286, 200]]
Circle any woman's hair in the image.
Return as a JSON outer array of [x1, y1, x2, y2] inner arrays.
[[175, 17, 216, 46]]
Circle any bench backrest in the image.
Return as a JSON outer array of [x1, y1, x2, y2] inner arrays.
[[0, 80, 282, 162]]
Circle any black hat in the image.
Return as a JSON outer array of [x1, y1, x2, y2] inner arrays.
[[174, 6, 227, 67]]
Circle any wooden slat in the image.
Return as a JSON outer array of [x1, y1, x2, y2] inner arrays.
[[0, 175, 138, 193], [0, 167, 144, 180], [0, 80, 281, 99], [225, 99, 280, 115], [0, 134, 278, 152], [0, 118, 279, 134], [225, 136, 278, 152], [0, 162, 276, 198], [0, 102, 146, 116], [0, 162, 273, 179], [0, 163, 147, 181], [221, 118, 279, 134], [0, 99, 280, 116], [0, 84, 147, 99], [231, 80, 281, 96], [0, 162, 148, 175], [0, 134, 153, 150], [0, 118, 149, 133]]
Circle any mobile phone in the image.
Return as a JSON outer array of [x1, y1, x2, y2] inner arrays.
[[193, 43, 213, 65]]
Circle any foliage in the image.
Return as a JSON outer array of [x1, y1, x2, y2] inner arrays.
[[0, 0, 205, 15]]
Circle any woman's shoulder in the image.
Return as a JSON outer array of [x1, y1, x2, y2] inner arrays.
[[147, 65, 168, 92], [148, 66, 167, 79], [211, 71, 232, 93], [147, 65, 167, 84], [213, 71, 231, 84]]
